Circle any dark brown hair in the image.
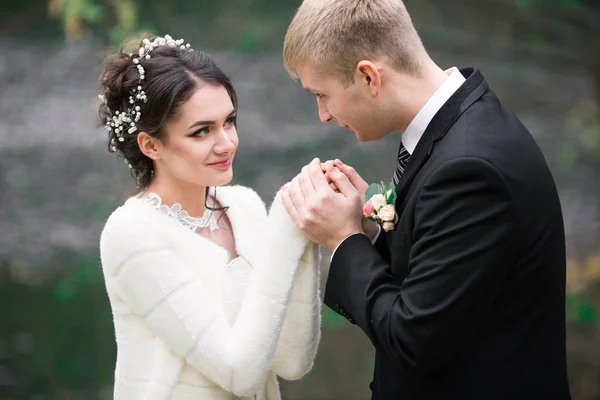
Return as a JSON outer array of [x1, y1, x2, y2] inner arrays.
[[98, 36, 238, 190]]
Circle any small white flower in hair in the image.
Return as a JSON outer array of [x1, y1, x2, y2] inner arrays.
[[99, 34, 194, 167]]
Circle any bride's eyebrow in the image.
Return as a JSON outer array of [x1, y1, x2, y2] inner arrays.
[[188, 109, 236, 129]]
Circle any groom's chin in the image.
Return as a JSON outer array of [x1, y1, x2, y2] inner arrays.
[[355, 128, 394, 142], [354, 130, 384, 142], [355, 133, 370, 142], [352, 129, 369, 142]]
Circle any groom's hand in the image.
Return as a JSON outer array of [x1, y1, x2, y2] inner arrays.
[[282, 158, 363, 251], [329, 159, 368, 200], [328, 159, 380, 242]]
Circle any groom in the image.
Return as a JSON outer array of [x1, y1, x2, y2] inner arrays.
[[280, 0, 571, 399]]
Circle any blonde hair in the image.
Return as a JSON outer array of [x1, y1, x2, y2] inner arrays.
[[283, 0, 428, 83]]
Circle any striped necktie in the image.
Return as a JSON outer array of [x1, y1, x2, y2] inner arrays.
[[393, 143, 411, 187]]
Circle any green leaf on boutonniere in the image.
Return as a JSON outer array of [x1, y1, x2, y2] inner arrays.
[[386, 182, 397, 204], [365, 183, 381, 202], [388, 190, 397, 205]]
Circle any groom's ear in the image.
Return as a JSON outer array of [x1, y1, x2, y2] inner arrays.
[[355, 60, 381, 97]]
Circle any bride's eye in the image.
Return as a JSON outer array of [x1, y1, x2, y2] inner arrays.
[[224, 115, 236, 126], [191, 127, 210, 137]]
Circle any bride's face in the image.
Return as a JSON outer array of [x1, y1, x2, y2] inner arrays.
[[154, 84, 238, 188]]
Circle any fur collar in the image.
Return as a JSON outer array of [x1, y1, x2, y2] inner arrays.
[[120, 185, 269, 269]]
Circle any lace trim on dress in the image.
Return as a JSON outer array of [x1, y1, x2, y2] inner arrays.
[[143, 192, 220, 232]]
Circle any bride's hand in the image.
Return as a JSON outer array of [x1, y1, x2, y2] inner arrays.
[[321, 161, 340, 192], [324, 160, 368, 201], [324, 160, 380, 240]]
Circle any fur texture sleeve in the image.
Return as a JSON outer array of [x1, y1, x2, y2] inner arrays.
[[225, 185, 322, 380], [100, 193, 311, 397], [271, 239, 322, 380]]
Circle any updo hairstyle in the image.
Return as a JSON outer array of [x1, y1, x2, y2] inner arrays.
[[98, 35, 238, 189]]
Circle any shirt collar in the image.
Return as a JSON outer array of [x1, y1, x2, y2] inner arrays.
[[401, 67, 466, 154]]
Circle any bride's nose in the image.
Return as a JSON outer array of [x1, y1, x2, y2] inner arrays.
[[213, 128, 237, 153]]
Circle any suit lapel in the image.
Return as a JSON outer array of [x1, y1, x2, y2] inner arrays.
[[394, 67, 489, 210]]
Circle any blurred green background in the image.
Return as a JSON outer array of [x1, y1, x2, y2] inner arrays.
[[1, 0, 599, 399]]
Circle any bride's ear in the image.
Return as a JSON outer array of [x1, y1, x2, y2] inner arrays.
[[137, 131, 161, 160]]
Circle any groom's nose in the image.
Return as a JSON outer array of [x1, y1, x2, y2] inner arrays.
[[317, 99, 333, 123]]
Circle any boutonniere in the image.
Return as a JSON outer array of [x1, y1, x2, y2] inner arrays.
[[363, 181, 397, 232]]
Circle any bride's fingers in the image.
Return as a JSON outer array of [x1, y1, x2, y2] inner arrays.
[[289, 176, 306, 212], [333, 159, 368, 195], [321, 160, 340, 191], [320, 161, 339, 191], [281, 185, 301, 223], [321, 160, 335, 171], [326, 165, 357, 198]]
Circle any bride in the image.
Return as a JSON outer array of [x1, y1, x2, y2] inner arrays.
[[98, 35, 321, 400]]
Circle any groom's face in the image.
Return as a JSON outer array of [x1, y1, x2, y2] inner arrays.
[[296, 62, 383, 142]]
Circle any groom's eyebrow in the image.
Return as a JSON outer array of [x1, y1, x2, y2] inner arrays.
[[303, 86, 316, 93]]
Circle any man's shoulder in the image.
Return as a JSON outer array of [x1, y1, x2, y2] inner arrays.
[[433, 93, 535, 168]]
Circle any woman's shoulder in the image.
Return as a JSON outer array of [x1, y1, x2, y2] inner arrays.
[[100, 198, 170, 256], [104, 197, 161, 230], [216, 185, 267, 217]]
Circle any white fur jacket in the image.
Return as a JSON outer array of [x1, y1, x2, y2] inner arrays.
[[99, 185, 322, 400]]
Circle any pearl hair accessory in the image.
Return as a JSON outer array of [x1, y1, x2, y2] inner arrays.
[[98, 34, 193, 167]]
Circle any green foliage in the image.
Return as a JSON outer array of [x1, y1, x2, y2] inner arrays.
[[321, 307, 348, 331], [86, 198, 123, 222], [364, 183, 381, 203], [365, 182, 396, 204], [385, 182, 396, 204], [53, 257, 103, 303], [48, 0, 107, 39], [234, 23, 264, 53], [551, 100, 600, 172], [0, 256, 115, 396], [566, 294, 599, 326], [515, 0, 582, 8], [0, 0, 299, 50]]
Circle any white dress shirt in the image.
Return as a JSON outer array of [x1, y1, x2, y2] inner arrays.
[[401, 67, 466, 154], [332, 67, 466, 259]]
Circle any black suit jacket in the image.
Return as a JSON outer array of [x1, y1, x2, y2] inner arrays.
[[325, 67, 571, 400]]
